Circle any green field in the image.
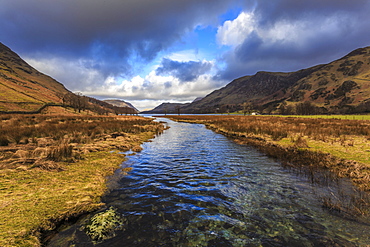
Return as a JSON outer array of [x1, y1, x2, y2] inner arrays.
[[231, 112, 370, 120], [272, 114, 370, 120]]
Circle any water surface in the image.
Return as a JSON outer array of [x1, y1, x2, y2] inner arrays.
[[48, 118, 370, 246]]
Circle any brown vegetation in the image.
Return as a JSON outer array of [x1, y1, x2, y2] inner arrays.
[[169, 46, 370, 115], [169, 115, 370, 217], [0, 114, 165, 170], [0, 114, 165, 246], [169, 115, 370, 190]]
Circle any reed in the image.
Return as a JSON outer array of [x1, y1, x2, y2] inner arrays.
[[169, 115, 370, 219], [169, 115, 370, 190], [0, 114, 165, 246]]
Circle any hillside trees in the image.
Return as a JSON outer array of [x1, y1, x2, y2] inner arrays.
[[295, 101, 318, 115], [242, 102, 253, 115], [62, 92, 88, 112]]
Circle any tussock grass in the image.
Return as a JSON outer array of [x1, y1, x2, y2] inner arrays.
[[271, 114, 370, 121], [0, 114, 164, 246], [170, 115, 370, 216], [169, 115, 370, 190]]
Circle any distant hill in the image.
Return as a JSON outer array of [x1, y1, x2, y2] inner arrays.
[[181, 46, 370, 114], [104, 99, 139, 113], [0, 42, 70, 112], [141, 102, 190, 114], [0, 42, 138, 115]]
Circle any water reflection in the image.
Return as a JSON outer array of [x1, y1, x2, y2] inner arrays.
[[48, 118, 370, 246]]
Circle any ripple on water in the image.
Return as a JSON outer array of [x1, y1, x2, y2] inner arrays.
[[47, 118, 370, 247]]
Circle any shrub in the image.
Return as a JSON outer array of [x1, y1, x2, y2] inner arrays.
[[46, 144, 73, 162], [0, 135, 9, 146], [292, 136, 309, 148]]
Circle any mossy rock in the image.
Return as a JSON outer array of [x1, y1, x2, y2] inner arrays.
[[84, 207, 125, 243]]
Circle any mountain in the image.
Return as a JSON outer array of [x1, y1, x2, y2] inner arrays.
[[140, 97, 207, 114], [181, 46, 370, 114], [104, 99, 139, 113], [0, 42, 70, 112], [140, 102, 190, 114], [0, 42, 136, 115]]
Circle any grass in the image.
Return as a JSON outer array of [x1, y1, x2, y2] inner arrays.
[[270, 114, 370, 121], [169, 115, 370, 216], [0, 114, 165, 246], [0, 151, 124, 246], [168, 115, 370, 191]]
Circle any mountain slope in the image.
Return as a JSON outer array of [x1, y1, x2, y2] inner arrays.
[[0, 42, 70, 111], [141, 102, 190, 114], [104, 99, 139, 113], [284, 47, 370, 113], [182, 46, 370, 114]]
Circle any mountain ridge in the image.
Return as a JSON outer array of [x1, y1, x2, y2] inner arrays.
[[104, 99, 139, 113], [141, 102, 190, 114], [179, 46, 370, 114], [0, 42, 139, 114], [0, 42, 70, 111]]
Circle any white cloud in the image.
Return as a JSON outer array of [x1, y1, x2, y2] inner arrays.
[[85, 71, 221, 100], [80, 70, 225, 111], [24, 53, 225, 111], [217, 12, 256, 46], [258, 14, 348, 48], [166, 50, 200, 62], [165, 49, 213, 62], [217, 10, 353, 51], [25, 56, 105, 92]]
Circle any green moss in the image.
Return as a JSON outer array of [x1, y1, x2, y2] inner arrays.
[[84, 207, 125, 243], [0, 152, 125, 247], [0, 115, 164, 246]]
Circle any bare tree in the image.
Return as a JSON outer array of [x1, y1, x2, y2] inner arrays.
[[242, 102, 253, 115], [175, 105, 181, 115]]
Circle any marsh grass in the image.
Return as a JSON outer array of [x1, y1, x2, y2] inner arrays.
[[169, 115, 370, 166], [46, 143, 73, 162], [169, 115, 370, 216], [0, 114, 164, 246], [0, 115, 165, 169]]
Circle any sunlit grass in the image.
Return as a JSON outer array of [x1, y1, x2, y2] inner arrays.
[[0, 114, 165, 246], [0, 151, 125, 247], [169, 115, 370, 191], [270, 114, 370, 121], [277, 136, 370, 165]]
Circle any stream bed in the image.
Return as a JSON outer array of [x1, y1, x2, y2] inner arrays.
[[47, 118, 370, 246]]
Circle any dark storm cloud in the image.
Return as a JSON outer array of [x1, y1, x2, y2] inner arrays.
[[156, 58, 212, 82], [217, 0, 370, 80], [0, 0, 236, 78], [250, 0, 369, 24]]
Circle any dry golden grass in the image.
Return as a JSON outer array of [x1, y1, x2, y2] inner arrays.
[[0, 114, 164, 246], [169, 115, 370, 191]]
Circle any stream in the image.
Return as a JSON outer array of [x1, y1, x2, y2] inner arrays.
[[47, 118, 370, 246]]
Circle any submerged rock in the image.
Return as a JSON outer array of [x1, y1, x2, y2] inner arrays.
[[84, 207, 126, 243]]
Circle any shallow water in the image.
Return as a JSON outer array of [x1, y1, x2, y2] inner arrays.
[[48, 118, 370, 246]]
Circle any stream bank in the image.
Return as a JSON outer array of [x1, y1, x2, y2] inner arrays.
[[168, 115, 370, 216], [0, 115, 165, 247], [46, 118, 370, 246]]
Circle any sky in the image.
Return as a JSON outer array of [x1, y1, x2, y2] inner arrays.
[[1, 0, 370, 110]]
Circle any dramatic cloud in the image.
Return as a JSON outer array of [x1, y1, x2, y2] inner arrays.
[[0, 0, 234, 77], [216, 0, 370, 80], [1, 0, 369, 110], [217, 12, 256, 47], [156, 58, 213, 82], [81, 70, 224, 110]]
